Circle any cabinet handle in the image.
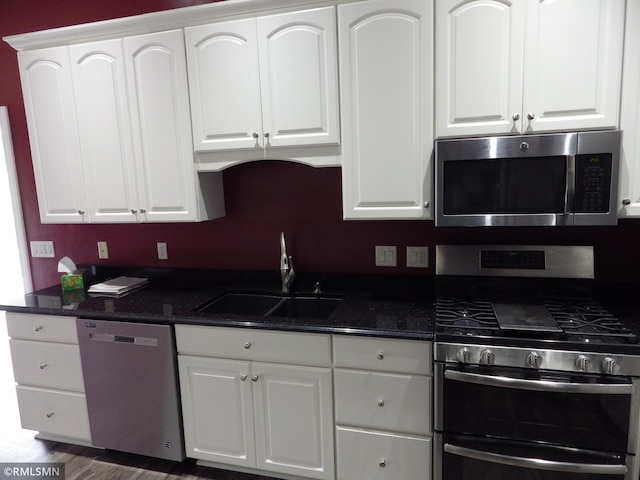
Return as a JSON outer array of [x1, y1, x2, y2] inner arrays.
[[46, 412, 54, 418], [78, 210, 85, 215], [379, 459, 386, 468], [527, 112, 535, 120], [140, 208, 146, 214], [240, 374, 247, 381], [252, 375, 259, 382], [377, 399, 385, 407], [264, 132, 270, 139], [131, 209, 137, 214], [244, 342, 252, 349], [512, 113, 520, 121], [377, 352, 384, 360], [39, 363, 47, 370], [622, 199, 631, 206], [253, 132, 259, 139], [34, 325, 42, 332]]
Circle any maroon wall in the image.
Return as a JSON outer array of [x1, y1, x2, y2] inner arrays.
[[1, 0, 639, 290]]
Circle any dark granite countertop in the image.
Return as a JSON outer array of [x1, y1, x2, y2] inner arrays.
[[0, 266, 435, 341]]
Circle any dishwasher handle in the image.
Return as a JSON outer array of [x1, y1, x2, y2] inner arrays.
[[89, 332, 158, 347]]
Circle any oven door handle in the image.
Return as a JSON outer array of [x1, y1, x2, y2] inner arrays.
[[444, 443, 628, 475], [445, 370, 634, 394]]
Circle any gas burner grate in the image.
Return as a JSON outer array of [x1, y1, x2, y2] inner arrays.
[[544, 299, 635, 339], [435, 297, 498, 332]]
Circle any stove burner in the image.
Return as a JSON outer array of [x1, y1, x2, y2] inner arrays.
[[435, 296, 636, 343]]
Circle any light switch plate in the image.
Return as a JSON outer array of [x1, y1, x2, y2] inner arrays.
[[375, 246, 397, 267], [30, 241, 55, 258], [157, 242, 168, 260], [97, 241, 109, 259]]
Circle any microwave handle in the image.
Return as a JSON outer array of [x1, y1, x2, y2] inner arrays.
[[564, 154, 575, 214], [444, 443, 628, 475]]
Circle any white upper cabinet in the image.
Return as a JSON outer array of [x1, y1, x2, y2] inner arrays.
[[185, 7, 340, 167], [339, 0, 433, 220], [436, 0, 625, 137], [18, 46, 87, 224]]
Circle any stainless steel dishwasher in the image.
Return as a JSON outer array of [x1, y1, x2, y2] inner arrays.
[[76, 319, 185, 461]]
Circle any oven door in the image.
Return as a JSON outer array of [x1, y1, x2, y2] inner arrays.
[[435, 364, 635, 454], [435, 433, 634, 480]]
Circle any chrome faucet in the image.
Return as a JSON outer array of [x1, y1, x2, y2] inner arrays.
[[280, 232, 295, 293]]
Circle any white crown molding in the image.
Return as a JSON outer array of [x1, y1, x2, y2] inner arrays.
[[3, 0, 331, 51]]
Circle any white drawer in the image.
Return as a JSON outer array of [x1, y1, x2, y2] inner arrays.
[[336, 426, 431, 480], [333, 336, 431, 374], [10, 339, 85, 392], [334, 369, 431, 435], [176, 325, 332, 366], [16, 385, 91, 442], [6, 313, 79, 344]]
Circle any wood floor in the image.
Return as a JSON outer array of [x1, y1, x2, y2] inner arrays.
[[0, 315, 274, 480]]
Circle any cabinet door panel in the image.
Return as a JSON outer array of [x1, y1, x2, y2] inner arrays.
[[340, 0, 432, 219], [69, 39, 138, 223], [523, 0, 624, 132], [186, 19, 263, 152], [435, 0, 525, 137], [125, 30, 197, 222], [253, 362, 334, 480], [18, 47, 86, 223], [178, 355, 255, 466], [258, 7, 339, 148]]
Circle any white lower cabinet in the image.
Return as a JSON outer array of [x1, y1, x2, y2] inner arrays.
[[6, 312, 91, 444], [176, 325, 334, 480], [333, 336, 433, 480]]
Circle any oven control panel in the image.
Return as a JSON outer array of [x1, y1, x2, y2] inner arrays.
[[435, 343, 639, 376]]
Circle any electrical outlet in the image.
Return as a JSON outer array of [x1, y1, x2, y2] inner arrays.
[[375, 246, 397, 267], [97, 241, 109, 259], [407, 246, 429, 268], [157, 242, 168, 260], [30, 241, 55, 258]]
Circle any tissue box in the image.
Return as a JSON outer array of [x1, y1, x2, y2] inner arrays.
[[61, 270, 85, 291]]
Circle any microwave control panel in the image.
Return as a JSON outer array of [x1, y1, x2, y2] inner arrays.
[[573, 153, 612, 213]]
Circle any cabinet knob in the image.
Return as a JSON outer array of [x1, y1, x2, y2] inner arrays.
[[39, 363, 47, 370], [512, 113, 520, 121], [527, 112, 536, 121], [131, 209, 137, 214], [622, 199, 631, 206], [264, 132, 270, 139], [240, 374, 248, 382], [253, 132, 259, 139], [34, 325, 42, 332], [251, 375, 259, 382], [378, 459, 386, 468], [78, 210, 85, 215], [423, 201, 430, 209], [46, 412, 54, 418], [376, 352, 384, 360], [377, 399, 385, 407], [140, 208, 146, 214], [244, 342, 252, 349]]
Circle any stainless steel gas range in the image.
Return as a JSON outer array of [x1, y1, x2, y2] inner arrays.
[[434, 245, 640, 480]]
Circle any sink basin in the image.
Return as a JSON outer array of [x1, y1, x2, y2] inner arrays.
[[194, 291, 341, 320]]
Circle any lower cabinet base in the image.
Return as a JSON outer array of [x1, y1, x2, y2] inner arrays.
[[33, 432, 94, 448], [196, 460, 321, 480]]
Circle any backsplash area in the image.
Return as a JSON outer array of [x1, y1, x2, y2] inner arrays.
[[25, 160, 640, 289]]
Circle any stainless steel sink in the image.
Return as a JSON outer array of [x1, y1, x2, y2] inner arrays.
[[194, 291, 341, 320]]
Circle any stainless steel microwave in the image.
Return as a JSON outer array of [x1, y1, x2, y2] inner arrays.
[[434, 130, 621, 227]]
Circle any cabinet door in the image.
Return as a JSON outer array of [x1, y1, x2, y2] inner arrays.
[[124, 30, 199, 222], [257, 7, 339, 148], [435, 0, 525, 137], [69, 39, 139, 223], [178, 355, 255, 467], [18, 46, 86, 223], [252, 362, 334, 480], [186, 19, 263, 152], [339, 0, 433, 219], [523, 0, 624, 132]]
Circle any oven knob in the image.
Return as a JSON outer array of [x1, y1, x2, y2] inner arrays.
[[526, 351, 542, 369], [575, 355, 590, 372], [480, 349, 495, 366], [601, 357, 618, 375], [456, 347, 470, 364]]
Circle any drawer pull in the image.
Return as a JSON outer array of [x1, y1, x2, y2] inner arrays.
[[252, 375, 259, 382], [377, 399, 385, 407], [240, 374, 248, 381], [244, 342, 252, 349], [39, 363, 47, 369], [34, 325, 42, 332], [377, 352, 384, 360], [46, 412, 54, 418], [379, 459, 386, 468]]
